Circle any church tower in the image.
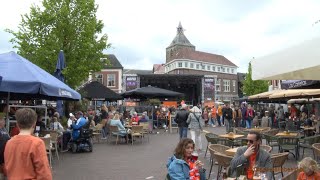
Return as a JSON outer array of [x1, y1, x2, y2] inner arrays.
[[166, 22, 195, 63]]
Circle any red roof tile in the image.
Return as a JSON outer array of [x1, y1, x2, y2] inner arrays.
[[173, 48, 237, 67], [153, 64, 165, 74]]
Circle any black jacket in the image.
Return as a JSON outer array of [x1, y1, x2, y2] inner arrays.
[[174, 109, 189, 127], [223, 107, 233, 120]]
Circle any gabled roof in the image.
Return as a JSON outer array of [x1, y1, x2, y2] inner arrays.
[[171, 48, 237, 67], [123, 69, 153, 75], [103, 54, 123, 69], [167, 22, 195, 49], [153, 64, 165, 74]]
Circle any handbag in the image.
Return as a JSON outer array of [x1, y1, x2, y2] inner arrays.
[[193, 113, 203, 131]]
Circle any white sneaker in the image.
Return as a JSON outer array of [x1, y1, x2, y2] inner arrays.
[[101, 137, 107, 140], [213, 125, 216, 127]]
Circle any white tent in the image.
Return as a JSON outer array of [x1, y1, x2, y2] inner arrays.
[[251, 37, 320, 80]]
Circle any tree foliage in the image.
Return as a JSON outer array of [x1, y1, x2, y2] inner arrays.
[[243, 62, 269, 96], [6, 0, 110, 88]]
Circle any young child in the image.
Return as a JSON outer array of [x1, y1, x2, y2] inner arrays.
[[298, 157, 320, 180], [4, 108, 52, 180]]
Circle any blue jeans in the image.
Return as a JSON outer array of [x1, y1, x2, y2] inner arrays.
[[246, 119, 252, 129], [208, 118, 215, 125], [179, 127, 188, 139]]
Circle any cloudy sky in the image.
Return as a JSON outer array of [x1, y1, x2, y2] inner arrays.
[[1, 0, 320, 72]]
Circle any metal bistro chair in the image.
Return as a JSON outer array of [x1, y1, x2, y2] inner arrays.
[[139, 122, 150, 142], [271, 152, 289, 179], [299, 135, 320, 158], [130, 125, 144, 145], [108, 125, 128, 145], [204, 133, 219, 157], [263, 132, 279, 150], [277, 137, 299, 160], [207, 144, 231, 180]]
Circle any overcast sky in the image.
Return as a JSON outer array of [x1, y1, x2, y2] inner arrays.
[[1, 0, 320, 72]]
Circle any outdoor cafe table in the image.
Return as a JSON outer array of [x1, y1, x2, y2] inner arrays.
[[275, 132, 299, 137], [219, 134, 244, 140], [243, 127, 267, 132], [301, 126, 315, 136], [225, 147, 238, 156]]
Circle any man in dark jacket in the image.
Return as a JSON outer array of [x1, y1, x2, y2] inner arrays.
[[174, 104, 190, 140], [223, 104, 233, 133]]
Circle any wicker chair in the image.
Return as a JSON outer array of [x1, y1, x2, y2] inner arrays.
[[271, 152, 289, 179], [207, 144, 231, 179], [312, 143, 320, 163], [299, 135, 320, 158], [204, 133, 219, 157], [108, 125, 128, 145], [212, 152, 233, 180], [281, 168, 299, 180], [260, 145, 272, 153]]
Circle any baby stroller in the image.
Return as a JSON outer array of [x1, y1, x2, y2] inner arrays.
[[71, 128, 93, 153]]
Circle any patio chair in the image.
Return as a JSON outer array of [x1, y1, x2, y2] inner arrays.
[[212, 152, 233, 180], [271, 152, 289, 179], [299, 135, 320, 158], [312, 143, 320, 163], [92, 123, 104, 143], [139, 122, 150, 142], [49, 131, 60, 160], [260, 145, 272, 153], [277, 137, 299, 160], [131, 125, 144, 145], [204, 133, 219, 157], [263, 132, 278, 149], [217, 137, 234, 147], [40, 137, 52, 168], [207, 144, 231, 179], [281, 168, 299, 180], [108, 125, 128, 145]]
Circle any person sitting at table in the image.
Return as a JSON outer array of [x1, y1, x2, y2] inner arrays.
[[35, 115, 46, 134], [109, 113, 131, 141], [298, 157, 320, 180], [230, 131, 272, 179], [305, 114, 315, 127], [138, 112, 149, 124], [167, 138, 206, 180], [51, 117, 64, 133], [131, 112, 139, 122]]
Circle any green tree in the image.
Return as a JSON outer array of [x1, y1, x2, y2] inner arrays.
[[6, 0, 110, 88], [243, 62, 269, 96]]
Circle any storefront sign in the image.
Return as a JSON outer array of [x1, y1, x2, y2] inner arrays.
[[126, 76, 138, 91], [204, 78, 215, 101]]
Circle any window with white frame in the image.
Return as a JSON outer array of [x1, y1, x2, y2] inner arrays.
[[95, 74, 103, 84], [196, 64, 200, 69], [232, 80, 236, 92], [223, 80, 230, 92], [231, 69, 234, 74], [107, 74, 115, 87], [216, 79, 221, 91], [207, 65, 210, 71], [202, 65, 205, 70], [212, 66, 215, 71], [184, 62, 188, 68], [178, 62, 182, 68], [217, 67, 220, 72], [221, 67, 225, 73], [227, 68, 229, 73], [190, 63, 194, 68]]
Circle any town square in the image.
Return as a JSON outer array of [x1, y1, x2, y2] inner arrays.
[[1, 0, 320, 180]]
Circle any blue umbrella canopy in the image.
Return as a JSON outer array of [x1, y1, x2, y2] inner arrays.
[[0, 51, 80, 100]]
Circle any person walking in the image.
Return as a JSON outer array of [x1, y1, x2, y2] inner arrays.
[[241, 103, 247, 128], [217, 105, 223, 126], [245, 105, 254, 129], [4, 108, 52, 180], [233, 105, 242, 127], [174, 104, 190, 140], [187, 106, 204, 151], [223, 104, 233, 133], [210, 105, 217, 127]]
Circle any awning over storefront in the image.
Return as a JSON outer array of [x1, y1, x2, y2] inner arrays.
[[251, 37, 320, 80], [281, 80, 320, 89]]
